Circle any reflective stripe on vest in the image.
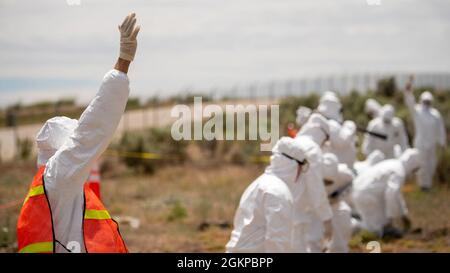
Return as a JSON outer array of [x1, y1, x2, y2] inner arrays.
[[84, 209, 111, 220], [19, 241, 53, 253], [23, 185, 44, 205]]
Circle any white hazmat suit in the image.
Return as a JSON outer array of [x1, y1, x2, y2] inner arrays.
[[293, 113, 333, 252], [226, 137, 308, 253], [404, 91, 446, 190], [362, 104, 409, 159], [35, 70, 130, 253], [306, 153, 355, 253], [32, 13, 139, 253], [365, 98, 382, 119], [354, 150, 385, 176], [294, 92, 352, 252], [317, 92, 358, 168], [352, 149, 421, 235]]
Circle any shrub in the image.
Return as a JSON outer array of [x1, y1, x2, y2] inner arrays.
[[118, 127, 189, 174], [377, 77, 397, 97], [167, 200, 188, 222], [18, 138, 33, 161]]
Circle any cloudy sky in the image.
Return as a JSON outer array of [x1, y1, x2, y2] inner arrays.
[[0, 0, 449, 106]]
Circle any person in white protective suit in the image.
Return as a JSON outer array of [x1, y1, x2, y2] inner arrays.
[[292, 94, 348, 252], [362, 104, 409, 159], [403, 82, 447, 191], [31, 13, 140, 253], [226, 137, 310, 253], [321, 153, 355, 253], [354, 150, 385, 176], [365, 98, 382, 119], [303, 153, 354, 252], [352, 149, 421, 237], [323, 119, 358, 169], [318, 92, 358, 168]]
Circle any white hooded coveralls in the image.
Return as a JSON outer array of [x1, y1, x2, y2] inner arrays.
[[294, 113, 333, 252], [35, 70, 130, 253], [306, 153, 355, 253], [362, 105, 409, 159], [352, 149, 420, 235], [404, 91, 446, 189], [226, 137, 306, 253]]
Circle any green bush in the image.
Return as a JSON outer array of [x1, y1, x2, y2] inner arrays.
[[18, 138, 33, 161], [167, 200, 188, 222], [118, 127, 189, 174], [377, 77, 397, 97]]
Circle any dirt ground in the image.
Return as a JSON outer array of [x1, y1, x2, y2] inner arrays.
[[1, 160, 449, 253]]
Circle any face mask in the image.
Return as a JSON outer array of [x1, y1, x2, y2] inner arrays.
[[422, 101, 431, 108]]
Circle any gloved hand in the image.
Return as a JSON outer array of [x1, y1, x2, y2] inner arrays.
[[118, 13, 140, 62]]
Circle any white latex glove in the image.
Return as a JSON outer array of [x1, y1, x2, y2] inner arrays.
[[119, 13, 140, 61]]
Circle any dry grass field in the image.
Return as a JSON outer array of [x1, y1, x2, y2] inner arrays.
[[1, 159, 449, 253]]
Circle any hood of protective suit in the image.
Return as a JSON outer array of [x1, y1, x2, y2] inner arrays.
[[295, 106, 312, 127], [266, 137, 306, 186], [321, 153, 354, 195], [317, 93, 343, 122], [343, 120, 356, 135], [320, 91, 338, 102], [354, 150, 386, 175], [366, 150, 385, 165], [381, 104, 395, 123], [420, 91, 433, 103], [365, 98, 381, 117], [36, 116, 78, 166], [399, 148, 421, 175], [297, 113, 330, 146]]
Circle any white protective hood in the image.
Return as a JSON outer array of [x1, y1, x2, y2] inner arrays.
[[381, 104, 395, 123], [295, 106, 312, 127], [36, 116, 78, 166], [266, 137, 306, 186], [354, 150, 385, 175], [420, 91, 433, 103], [364, 98, 382, 117], [297, 113, 330, 146], [317, 92, 343, 122], [399, 148, 421, 176]]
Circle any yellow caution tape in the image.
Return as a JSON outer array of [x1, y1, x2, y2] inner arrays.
[[105, 149, 270, 164], [250, 155, 271, 163], [105, 150, 162, 160]]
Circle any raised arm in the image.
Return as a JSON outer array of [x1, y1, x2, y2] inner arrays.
[[45, 13, 140, 191], [436, 111, 447, 148], [403, 75, 417, 115]]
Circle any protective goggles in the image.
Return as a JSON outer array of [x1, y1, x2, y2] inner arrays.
[[280, 153, 309, 172]]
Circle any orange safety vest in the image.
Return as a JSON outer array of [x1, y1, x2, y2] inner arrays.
[[16, 166, 128, 253]]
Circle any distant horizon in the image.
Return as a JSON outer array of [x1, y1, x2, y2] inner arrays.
[[1, 0, 450, 106], [2, 71, 449, 110]]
